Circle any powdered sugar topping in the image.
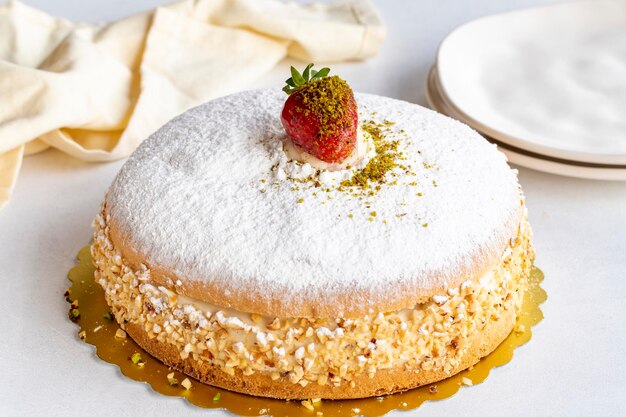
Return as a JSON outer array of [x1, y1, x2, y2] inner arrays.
[[105, 89, 522, 317]]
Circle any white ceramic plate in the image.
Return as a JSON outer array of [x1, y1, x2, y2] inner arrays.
[[426, 66, 626, 181], [436, 0, 626, 165]]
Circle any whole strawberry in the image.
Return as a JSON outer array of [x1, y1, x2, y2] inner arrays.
[[281, 64, 358, 164]]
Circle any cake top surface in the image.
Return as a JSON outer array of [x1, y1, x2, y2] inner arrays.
[[105, 89, 523, 318]]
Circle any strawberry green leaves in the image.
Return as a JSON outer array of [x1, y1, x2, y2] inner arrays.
[[283, 63, 331, 95]]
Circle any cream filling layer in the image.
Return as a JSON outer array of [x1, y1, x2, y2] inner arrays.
[[92, 209, 533, 388]]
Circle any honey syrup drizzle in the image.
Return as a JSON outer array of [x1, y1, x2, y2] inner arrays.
[[67, 246, 546, 417]]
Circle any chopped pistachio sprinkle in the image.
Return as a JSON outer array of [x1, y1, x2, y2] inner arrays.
[[103, 312, 112, 321], [213, 392, 222, 402], [68, 308, 79, 323], [167, 374, 179, 386], [340, 120, 410, 192], [130, 352, 143, 365]]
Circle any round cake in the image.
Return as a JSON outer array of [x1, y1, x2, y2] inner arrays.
[[92, 87, 534, 399]]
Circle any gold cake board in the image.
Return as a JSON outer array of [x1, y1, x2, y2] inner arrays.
[[67, 245, 546, 417]]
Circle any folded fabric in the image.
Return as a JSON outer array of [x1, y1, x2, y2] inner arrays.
[[0, 0, 385, 209]]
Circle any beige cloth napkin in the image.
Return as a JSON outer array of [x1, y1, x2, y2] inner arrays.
[[0, 0, 385, 209]]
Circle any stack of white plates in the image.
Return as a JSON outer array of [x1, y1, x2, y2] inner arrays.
[[426, 0, 626, 181]]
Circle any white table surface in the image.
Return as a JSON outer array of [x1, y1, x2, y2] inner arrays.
[[1, 1, 625, 416]]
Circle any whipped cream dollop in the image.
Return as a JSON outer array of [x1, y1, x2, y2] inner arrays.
[[272, 127, 376, 187]]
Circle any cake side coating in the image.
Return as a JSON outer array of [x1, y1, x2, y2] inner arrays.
[[123, 305, 516, 399], [105, 89, 524, 318]]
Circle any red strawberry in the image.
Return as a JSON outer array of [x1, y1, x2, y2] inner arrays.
[[281, 64, 358, 164]]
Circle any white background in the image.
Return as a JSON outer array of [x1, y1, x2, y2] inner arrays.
[[1, 1, 625, 416]]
